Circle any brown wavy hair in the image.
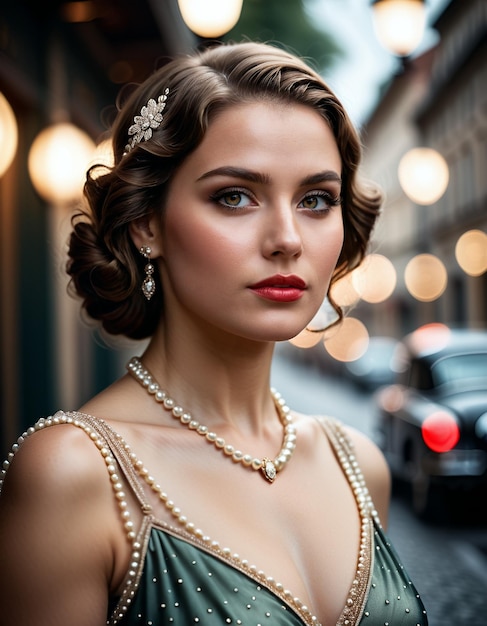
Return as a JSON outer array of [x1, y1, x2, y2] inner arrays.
[[67, 41, 382, 339]]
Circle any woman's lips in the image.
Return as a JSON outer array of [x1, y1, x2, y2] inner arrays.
[[249, 275, 307, 302]]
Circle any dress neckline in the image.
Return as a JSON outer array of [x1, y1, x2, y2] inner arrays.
[[71, 411, 378, 626]]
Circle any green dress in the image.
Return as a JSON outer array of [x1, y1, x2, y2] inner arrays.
[[108, 520, 428, 625], [1, 412, 428, 626]]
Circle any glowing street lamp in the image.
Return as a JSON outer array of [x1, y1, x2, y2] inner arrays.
[[177, 0, 243, 38], [371, 0, 426, 57]]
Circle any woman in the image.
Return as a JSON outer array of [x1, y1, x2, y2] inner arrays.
[[0, 42, 428, 625]]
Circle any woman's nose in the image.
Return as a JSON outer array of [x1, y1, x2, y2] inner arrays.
[[262, 207, 303, 259]]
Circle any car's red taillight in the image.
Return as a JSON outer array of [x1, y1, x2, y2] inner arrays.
[[421, 411, 460, 452]]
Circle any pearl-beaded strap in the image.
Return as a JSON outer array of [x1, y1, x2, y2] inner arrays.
[[317, 417, 378, 625], [0, 411, 141, 543], [0, 411, 164, 625]]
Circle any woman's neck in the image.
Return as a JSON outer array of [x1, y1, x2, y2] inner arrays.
[[139, 324, 278, 435]]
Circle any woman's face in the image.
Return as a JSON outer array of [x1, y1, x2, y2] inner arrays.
[[158, 101, 344, 342]]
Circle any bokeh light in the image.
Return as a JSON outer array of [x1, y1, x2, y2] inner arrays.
[[455, 229, 487, 277], [289, 297, 338, 348], [177, 0, 243, 37], [352, 253, 397, 303], [371, 0, 426, 56], [407, 323, 451, 355], [28, 122, 95, 204], [377, 384, 406, 413], [404, 254, 447, 301], [421, 411, 460, 453], [289, 328, 324, 348], [330, 273, 361, 308], [323, 317, 369, 362], [0, 92, 18, 177], [88, 138, 115, 176], [398, 147, 449, 205]]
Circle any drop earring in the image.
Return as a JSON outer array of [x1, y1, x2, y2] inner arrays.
[[140, 246, 155, 300]]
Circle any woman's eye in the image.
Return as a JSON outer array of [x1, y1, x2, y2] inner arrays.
[[299, 192, 340, 212], [211, 189, 253, 209]]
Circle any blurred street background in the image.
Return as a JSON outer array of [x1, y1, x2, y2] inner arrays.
[[1, 1, 486, 623]]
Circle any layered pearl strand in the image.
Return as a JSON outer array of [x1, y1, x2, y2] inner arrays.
[[127, 356, 297, 482]]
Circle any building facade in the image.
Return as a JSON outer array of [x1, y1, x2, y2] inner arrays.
[[359, 0, 487, 339]]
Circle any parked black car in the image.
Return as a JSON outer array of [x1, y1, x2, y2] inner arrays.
[[375, 324, 487, 520]]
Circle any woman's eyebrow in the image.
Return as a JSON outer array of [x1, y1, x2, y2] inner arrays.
[[197, 166, 270, 184], [300, 171, 342, 186], [197, 166, 341, 186]]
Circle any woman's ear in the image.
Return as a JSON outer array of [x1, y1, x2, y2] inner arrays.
[[129, 215, 164, 257]]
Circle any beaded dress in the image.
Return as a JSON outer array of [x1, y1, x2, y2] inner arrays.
[[1, 411, 428, 626]]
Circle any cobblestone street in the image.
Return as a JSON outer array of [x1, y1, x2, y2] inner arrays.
[[388, 498, 487, 626]]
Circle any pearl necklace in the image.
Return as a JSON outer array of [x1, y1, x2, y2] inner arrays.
[[126, 357, 297, 482]]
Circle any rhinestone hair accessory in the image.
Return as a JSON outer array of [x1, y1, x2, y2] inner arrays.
[[124, 87, 169, 154]]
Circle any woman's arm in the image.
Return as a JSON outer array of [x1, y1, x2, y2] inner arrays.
[[0, 423, 122, 626]]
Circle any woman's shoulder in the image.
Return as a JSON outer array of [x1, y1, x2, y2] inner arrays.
[[0, 413, 126, 625], [303, 413, 391, 526], [1, 412, 114, 505], [304, 413, 386, 464], [294, 412, 389, 480]]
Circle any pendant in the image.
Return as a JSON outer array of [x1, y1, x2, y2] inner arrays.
[[141, 258, 156, 301], [262, 459, 277, 483]]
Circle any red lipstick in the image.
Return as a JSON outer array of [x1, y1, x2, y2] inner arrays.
[[249, 274, 307, 302]]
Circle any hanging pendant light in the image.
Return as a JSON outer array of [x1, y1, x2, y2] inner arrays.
[[371, 0, 426, 56]]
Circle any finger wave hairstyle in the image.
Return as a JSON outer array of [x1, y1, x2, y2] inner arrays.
[[67, 41, 382, 340]]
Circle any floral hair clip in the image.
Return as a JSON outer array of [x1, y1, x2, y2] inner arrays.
[[124, 87, 169, 154]]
